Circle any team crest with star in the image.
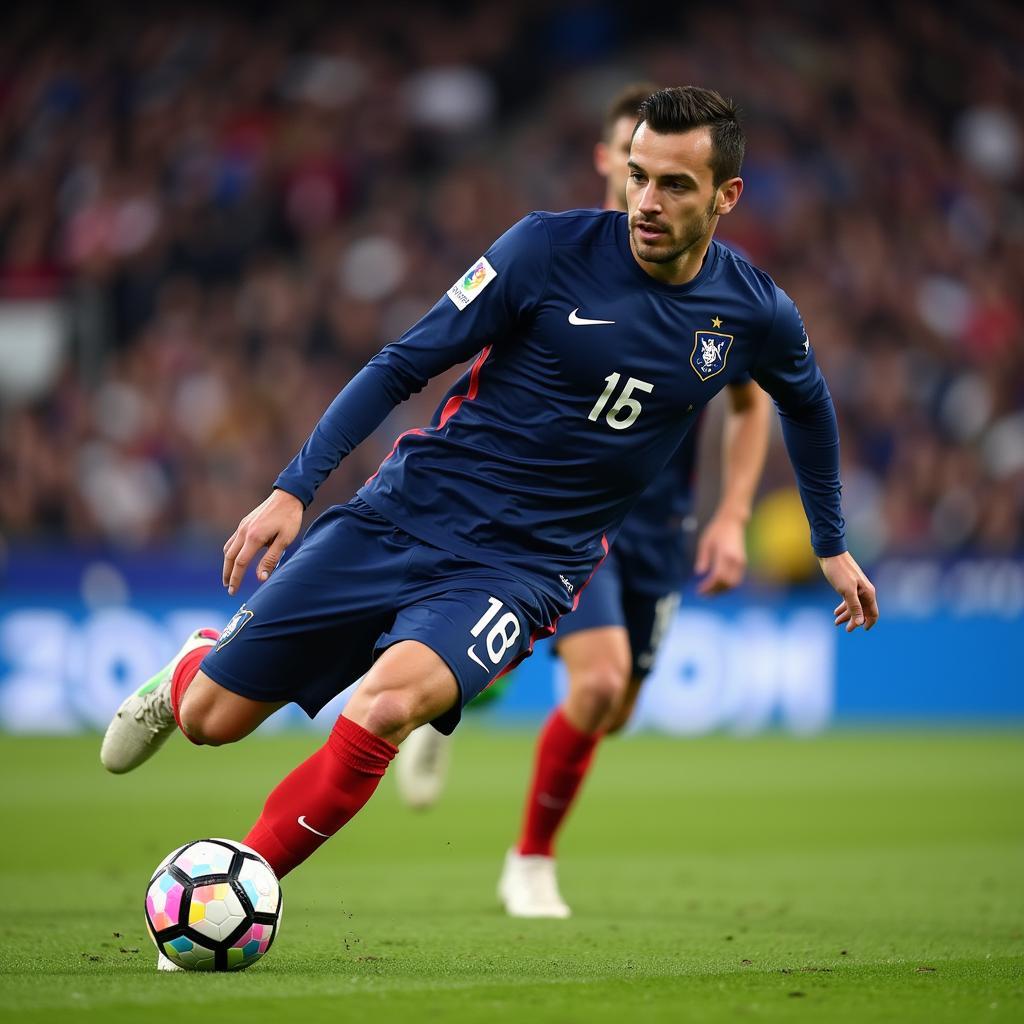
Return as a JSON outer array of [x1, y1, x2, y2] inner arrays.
[[690, 328, 734, 382]]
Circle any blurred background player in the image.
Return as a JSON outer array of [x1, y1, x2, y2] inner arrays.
[[394, 86, 773, 922], [499, 84, 772, 918]]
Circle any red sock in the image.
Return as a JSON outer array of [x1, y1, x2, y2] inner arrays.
[[170, 630, 220, 740], [243, 715, 397, 878], [517, 707, 601, 857]]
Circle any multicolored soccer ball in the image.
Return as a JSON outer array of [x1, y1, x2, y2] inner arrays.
[[144, 838, 282, 971]]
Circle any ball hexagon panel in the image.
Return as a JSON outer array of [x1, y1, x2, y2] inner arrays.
[[163, 934, 217, 971], [172, 840, 235, 880], [145, 871, 185, 933], [188, 882, 248, 944], [236, 857, 280, 915], [227, 922, 276, 970]]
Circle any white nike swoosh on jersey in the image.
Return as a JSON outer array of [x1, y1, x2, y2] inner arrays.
[[466, 644, 488, 671], [297, 815, 329, 837], [568, 307, 615, 326]]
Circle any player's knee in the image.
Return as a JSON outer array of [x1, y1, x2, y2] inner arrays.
[[179, 698, 245, 747], [357, 687, 420, 739], [604, 701, 634, 736], [605, 675, 643, 735], [573, 660, 629, 716]]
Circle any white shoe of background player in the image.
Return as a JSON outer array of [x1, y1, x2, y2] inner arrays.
[[395, 725, 452, 810], [498, 849, 571, 918], [100, 628, 219, 774]]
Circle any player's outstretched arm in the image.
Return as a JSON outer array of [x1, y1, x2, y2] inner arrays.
[[270, 214, 551, 512], [819, 551, 879, 632], [222, 488, 304, 595], [694, 379, 772, 595], [749, 287, 879, 632]]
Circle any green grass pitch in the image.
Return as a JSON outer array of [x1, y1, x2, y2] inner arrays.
[[0, 729, 1021, 1023]]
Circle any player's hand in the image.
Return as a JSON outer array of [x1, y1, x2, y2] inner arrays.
[[819, 552, 879, 633], [694, 513, 748, 595], [222, 489, 304, 596]]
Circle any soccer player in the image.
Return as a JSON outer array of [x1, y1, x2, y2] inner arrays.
[[497, 84, 772, 917], [101, 88, 877, 936], [396, 84, 771, 850]]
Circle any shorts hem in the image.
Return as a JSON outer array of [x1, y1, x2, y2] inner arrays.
[[200, 660, 319, 718]]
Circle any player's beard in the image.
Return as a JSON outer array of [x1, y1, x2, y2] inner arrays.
[[630, 193, 719, 265]]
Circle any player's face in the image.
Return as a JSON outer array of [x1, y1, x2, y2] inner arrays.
[[593, 115, 638, 212], [626, 123, 742, 279]]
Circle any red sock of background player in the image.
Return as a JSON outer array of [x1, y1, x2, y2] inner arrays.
[[517, 706, 601, 858], [244, 715, 397, 878], [169, 629, 221, 740]]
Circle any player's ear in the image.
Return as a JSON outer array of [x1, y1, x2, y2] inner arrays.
[[716, 177, 743, 215], [594, 141, 610, 177]]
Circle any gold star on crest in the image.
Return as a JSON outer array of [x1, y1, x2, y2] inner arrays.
[[711, 316, 723, 328]]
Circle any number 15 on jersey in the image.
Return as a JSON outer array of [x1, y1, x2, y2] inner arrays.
[[588, 372, 653, 431]]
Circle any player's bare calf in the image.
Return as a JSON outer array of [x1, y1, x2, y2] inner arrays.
[[177, 675, 285, 747]]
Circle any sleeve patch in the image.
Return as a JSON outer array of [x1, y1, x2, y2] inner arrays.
[[447, 256, 497, 310]]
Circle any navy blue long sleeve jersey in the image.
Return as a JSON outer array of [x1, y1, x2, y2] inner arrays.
[[276, 210, 845, 603], [608, 412, 704, 590]]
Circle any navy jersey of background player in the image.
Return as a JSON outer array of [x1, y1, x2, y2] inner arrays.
[[277, 209, 844, 607], [612, 418, 703, 590]]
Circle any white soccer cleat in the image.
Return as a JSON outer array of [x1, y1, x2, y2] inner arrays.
[[100, 628, 219, 774], [395, 725, 452, 810], [156, 951, 183, 972], [498, 849, 571, 919]]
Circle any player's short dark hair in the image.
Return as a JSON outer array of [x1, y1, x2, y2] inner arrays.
[[602, 82, 658, 142], [637, 86, 745, 185]]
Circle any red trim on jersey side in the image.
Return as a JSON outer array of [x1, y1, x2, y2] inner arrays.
[[489, 533, 611, 686], [364, 428, 426, 485], [364, 345, 494, 486], [438, 345, 492, 427]]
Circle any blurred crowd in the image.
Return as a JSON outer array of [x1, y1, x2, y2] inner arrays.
[[0, 0, 1021, 562]]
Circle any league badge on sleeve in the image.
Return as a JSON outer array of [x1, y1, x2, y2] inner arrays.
[[690, 330, 734, 382], [447, 256, 497, 310]]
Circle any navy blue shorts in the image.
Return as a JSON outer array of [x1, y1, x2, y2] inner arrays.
[[201, 498, 567, 734], [555, 544, 682, 679]]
